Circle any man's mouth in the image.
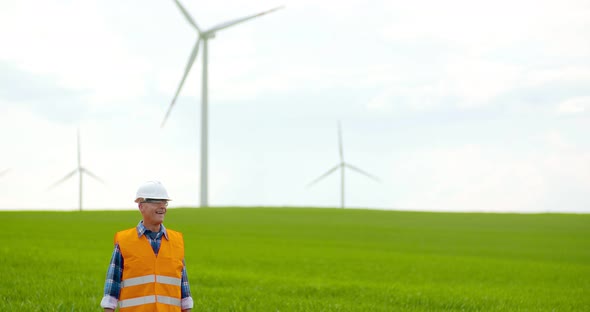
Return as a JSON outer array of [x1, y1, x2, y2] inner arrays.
[[156, 210, 166, 215]]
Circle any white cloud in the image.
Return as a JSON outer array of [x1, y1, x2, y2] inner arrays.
[[0, 1, 152, 106], [526, 67, 590, 87], [557, 96, 590, 115], [364, 59, 525, 112], [382, 0, 590, 55], [434, 59, 523, 108], [373, 0, 590, 113], [366, 89, 393, 112], [392, 142, 590, 212]]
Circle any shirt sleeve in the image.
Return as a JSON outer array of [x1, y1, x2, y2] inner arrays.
[[101, 243, 123, 309], [181, 259, 194, 310]]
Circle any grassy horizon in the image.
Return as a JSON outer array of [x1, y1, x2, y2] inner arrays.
[[1, 207, 588, 311]]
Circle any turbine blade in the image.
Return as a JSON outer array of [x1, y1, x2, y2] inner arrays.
[[48, 169, 78, 190], [0, 168, 10, 177], [172, 0, 201, 32], [161, 38, 201, 128], [306, 164, 340, 188], [344, 163, 381, 182], [81, 168, 106, 184], [207, 6, 284, 34]]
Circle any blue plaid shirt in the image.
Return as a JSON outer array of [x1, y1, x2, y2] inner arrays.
[[101, 221, 193, 310]]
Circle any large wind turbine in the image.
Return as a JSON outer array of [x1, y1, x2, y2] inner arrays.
[[307, 122, 380, 208], [48, 129, 105, 211], [161, 0, 283, 208]]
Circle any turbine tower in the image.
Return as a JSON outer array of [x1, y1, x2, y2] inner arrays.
[[161, 0, 283, 208], [307, 121, 380, 208], [48, 129, 105, 211]]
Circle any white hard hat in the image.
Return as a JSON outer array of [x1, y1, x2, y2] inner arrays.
[[135, 180, 172, 203]]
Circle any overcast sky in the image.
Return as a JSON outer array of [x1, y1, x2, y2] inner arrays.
[[0, 0, 588, 212]]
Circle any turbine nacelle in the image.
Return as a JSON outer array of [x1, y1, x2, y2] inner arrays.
[[202, 32, 216, 39]]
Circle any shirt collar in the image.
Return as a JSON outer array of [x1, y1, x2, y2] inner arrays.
[[136, 220, 169, 240]]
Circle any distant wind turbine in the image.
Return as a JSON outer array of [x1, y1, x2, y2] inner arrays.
[[48, 129, 105, 211], [307, 122, 380, 208], [161, 0, 284, 208]]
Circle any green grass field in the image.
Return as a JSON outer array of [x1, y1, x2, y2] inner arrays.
[[0, 208, 588, 311]]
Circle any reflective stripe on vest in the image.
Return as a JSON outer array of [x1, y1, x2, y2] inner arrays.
[[121, 274, 182, 288], [119, 295, 181, 308]]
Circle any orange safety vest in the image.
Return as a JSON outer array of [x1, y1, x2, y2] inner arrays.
[[115, 227, 185, 312]]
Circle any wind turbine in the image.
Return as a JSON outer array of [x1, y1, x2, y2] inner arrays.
[[161, 0, 284, 208], [48, 129, 105, 211], [307, 122, 380, 208]]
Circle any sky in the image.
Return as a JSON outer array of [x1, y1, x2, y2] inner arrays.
[[0, 0, 589, 212]]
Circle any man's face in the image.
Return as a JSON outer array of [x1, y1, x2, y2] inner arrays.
[[139, 200, 168, 225]]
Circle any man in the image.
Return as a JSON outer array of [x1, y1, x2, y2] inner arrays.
[[100, 181, 194, 311]]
